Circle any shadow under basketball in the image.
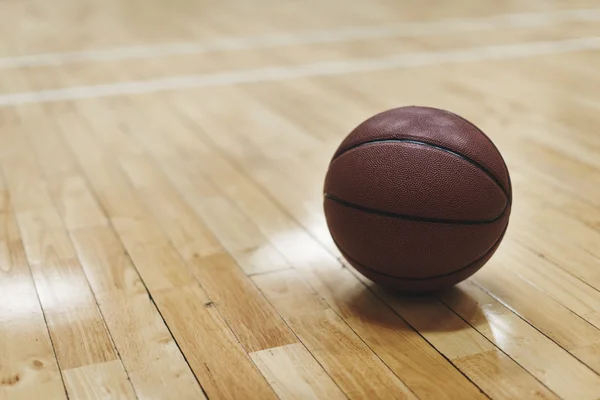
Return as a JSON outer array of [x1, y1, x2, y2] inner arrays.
[[344, 276, 483, 334]]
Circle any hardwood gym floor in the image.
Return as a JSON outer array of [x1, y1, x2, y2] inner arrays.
[[2, 0, 600, 399]]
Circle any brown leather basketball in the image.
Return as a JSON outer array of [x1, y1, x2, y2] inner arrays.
[[323, 106, 511, 293]]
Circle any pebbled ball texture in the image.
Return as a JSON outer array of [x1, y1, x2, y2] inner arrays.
[[323, 106, 512, 293]]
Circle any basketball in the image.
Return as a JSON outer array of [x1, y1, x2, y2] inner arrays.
[[323, 106, 512, 293]]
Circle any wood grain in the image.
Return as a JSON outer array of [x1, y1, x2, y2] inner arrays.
[[71, 226, 207, 399], [1, 155, 117, 373], [119, 155, 298, 352], [57, 117, 278, 399], [152, 116, 512, 399], [253, 270, 418, 400], [443, 281, 600, 400], [250, 343, 347, 400], [159, 156, 292, 275], [62, 361, 136, 400], [155, 285, 277, 400], [2, 1, 600, 398], [0, 191, 67, 400], [370, 286, 558, 399]]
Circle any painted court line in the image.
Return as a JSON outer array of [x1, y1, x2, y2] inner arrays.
[[1, 36, 599, 107], [1, 8, 600, 69]]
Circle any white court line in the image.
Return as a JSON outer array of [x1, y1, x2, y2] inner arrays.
[[2, 8, 600, 69], [1, 36, 599, 107]]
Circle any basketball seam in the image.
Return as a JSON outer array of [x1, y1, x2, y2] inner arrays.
[[324, 194, 509, 225], [331, 138, 510, 199], [332, 222, 509, 281], [441, 107, 513, 197]]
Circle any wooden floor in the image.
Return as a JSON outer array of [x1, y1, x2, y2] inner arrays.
[[2, 0, 600, 399]]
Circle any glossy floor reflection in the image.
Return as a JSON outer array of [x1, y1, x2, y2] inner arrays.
[[1, 0, 600, 399]]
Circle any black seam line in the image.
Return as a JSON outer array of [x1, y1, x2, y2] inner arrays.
[[325, 193, 509, 225], [331, 138, 510, 199], [333, 223, 509, 282], [442, 106, 513, 201]]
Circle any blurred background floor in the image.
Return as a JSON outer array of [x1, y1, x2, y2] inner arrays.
[[1, 0, 600, 399]]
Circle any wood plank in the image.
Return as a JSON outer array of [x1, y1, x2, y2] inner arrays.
[[71, 226, 207, 399], [4, 3, 600, 399], [495, 131, 600, 208], [250, 343, 347, 400], [453, 65, 600, 167], [27, 256, 116, 370], [442, 280, 600, 400], [69, 227, 146, 299], [514, 198, 600, 260], [11, 208, 78, 266], [51, 108, 106, 165], [168, 85, 600, 397], [7, 108, 200, 398], [18, 105, 77, 179], [170, 90, 336, 252], [502, 241, 600, 329], [73, 162, 192, 293], [167, 87, 319, 160], [510, 169, 600, 232], [107, 96, 212, 158], [67, 100, 145, 159], [188, 252, 298, 352], [158, 156, 291, 275], [62, 361, 136, 400], [369, 286, 558, 399], [47, 174, 108, 230], [155, 285, 277, 400], [0, 159, 49, 216], [241, 78, 368, 143], [473, 260, 600, 372], [0, 192, 67, 400], [0, 155, 77, 264], [1, 152, 119, 374], [58, 114, 277, 399], [453, 351, 553, 400], [117, 156, 224, 260], [253, 270, 418, 400], [572, 344, 600, 374], [119, 155, 298, 352], [171, 153, 321, 259], [509, 223, 600, 290], [153, 121, 488, 399]]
